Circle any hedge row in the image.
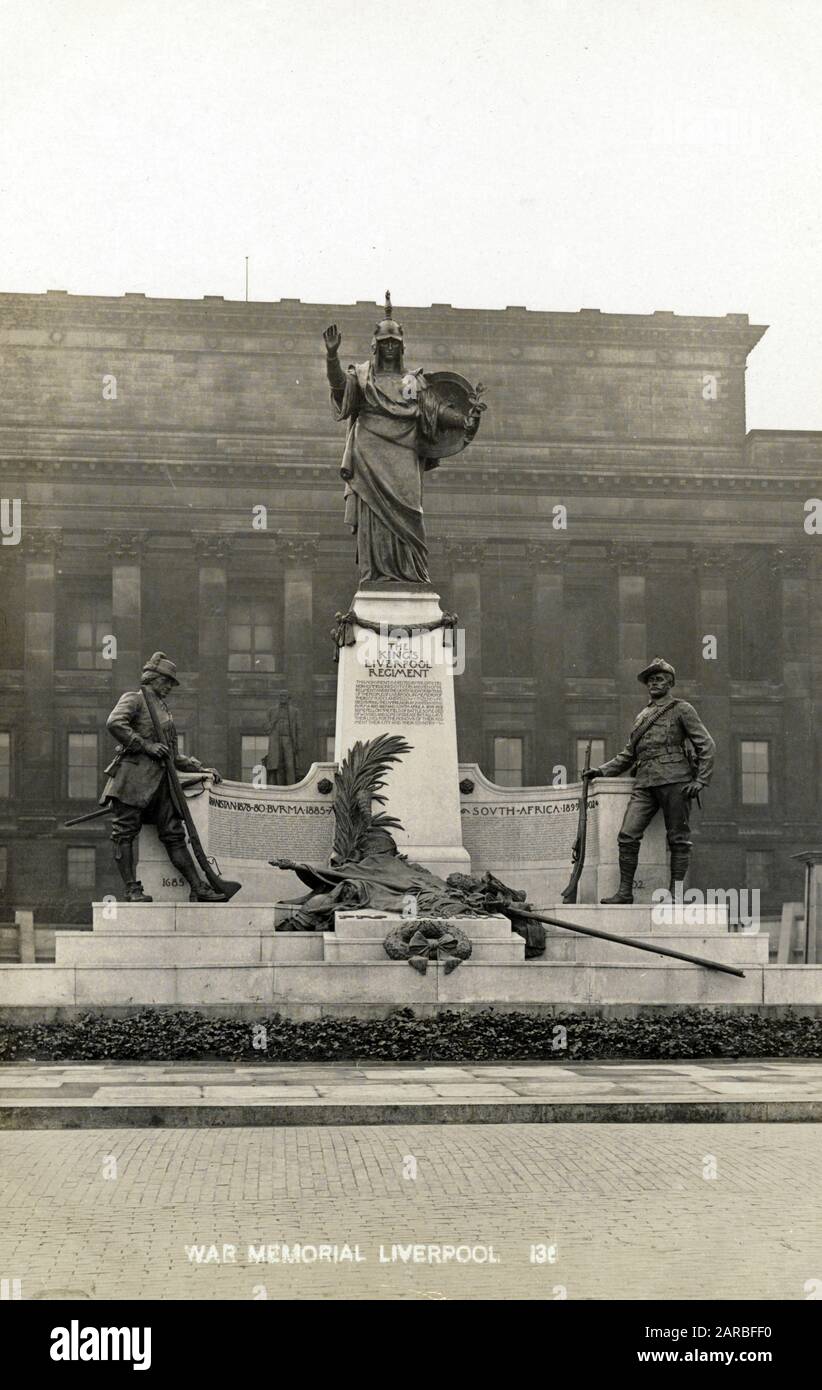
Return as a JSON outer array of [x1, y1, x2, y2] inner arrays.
[[2, 1007, 822, 1062]]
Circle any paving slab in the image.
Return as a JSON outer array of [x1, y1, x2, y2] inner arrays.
[[3, 1058, 822, 1126]]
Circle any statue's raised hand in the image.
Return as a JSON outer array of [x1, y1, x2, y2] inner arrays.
[[323, 324, 342, 357]]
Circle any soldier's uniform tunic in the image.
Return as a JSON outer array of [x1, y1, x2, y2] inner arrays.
[[598, 697, 715, 853], [101, 689, 205, 851]]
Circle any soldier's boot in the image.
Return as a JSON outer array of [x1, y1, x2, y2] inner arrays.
[[114, 842, 153, 903], [600, 845, 639, 905], [165, 843, 226, 904], [669, 846, 690, 898]]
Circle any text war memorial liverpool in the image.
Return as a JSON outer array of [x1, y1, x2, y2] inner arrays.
[[0, 287, 820, 950]]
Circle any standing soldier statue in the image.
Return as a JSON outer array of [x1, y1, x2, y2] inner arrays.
[[100, 652, 224, 903], [263, 690, 302, 786], [586, 657, 715, 904]]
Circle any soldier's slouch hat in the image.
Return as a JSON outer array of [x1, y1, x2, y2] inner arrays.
[[637, 656, 676, 685], [141, 651, 179, 685]]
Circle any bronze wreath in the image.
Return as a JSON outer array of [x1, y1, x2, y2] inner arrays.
[[332, 610, 458, 662], [383, 918, 473, 975]]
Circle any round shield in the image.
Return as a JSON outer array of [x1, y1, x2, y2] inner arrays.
[[422, 370, 480, 459]]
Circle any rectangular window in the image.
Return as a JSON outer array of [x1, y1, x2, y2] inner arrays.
[[647, 572, 697, 680], [176, 732, 186, 756], [576, 738, 606, 777], [73, 594, 113, 670], [228, 600, 277, 673], [481, 574, 534, 677], [324, 736, 336, 763], [67, 846, 96, 889], [494, 736, 523, 788], [0, 732, 10, 798], [745, 850, 772, 893], [241, 735, 269, 783], [565, 582, 615, 678], [0, 847, 7, 894], [67, 733, 98, 800], [740, 740, 769, 805], [729, 551, 781, 681]]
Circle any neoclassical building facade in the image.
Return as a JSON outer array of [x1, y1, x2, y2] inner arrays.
[[0, 290, 819, 922]]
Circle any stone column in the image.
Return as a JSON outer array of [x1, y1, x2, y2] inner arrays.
[[107, 530, 146, 692], [528, 544, 566, 783], [15, 910, 36, 964], [281, 538, 317, 773], [774, 547, 814, 824], [811, 553, 822, 833], [21, 530, 61, 807], [611, 542, 650, 735], [695, 552, 732, 816], [194, 533, 230, 773], [445, 540, 484, 766], [793, 852, 822, 964]]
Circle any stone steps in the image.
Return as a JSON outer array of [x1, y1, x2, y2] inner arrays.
[[322, 933, 525, 963], [56, 931, 527, 967], [3, 899, 799, 1016], [332, 913, 513, 941], [55, 932, 323, 967], [91, 902, 733, 938], [57, 929, 762, 969], [540, 933, 767, 966], [91, 902, 278, 934], [6, 960, 822, 1010], [540, 903, 731, 933]]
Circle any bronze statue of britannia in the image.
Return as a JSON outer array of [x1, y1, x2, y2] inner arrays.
[[324, 292, 486, 585]]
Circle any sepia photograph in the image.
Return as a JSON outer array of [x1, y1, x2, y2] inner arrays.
[[0, 0, 820, 1353]]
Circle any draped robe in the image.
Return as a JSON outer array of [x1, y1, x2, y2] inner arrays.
[[274, 831, 547, 957], [331, 360, 443, 584]]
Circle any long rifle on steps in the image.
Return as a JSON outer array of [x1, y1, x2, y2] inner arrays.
[[503, 905, 745, 978], [141, 683, 241, 901]]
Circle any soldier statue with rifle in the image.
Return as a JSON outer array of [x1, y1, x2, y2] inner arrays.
[[100, 652, 226, 903], [586, 656, 716, 905]]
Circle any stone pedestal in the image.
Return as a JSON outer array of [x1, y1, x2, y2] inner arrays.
[[137, 780, 212, 902], [334, 587, 470, 877], [136, 768, 337, 904], [457, 768, 668, 907]]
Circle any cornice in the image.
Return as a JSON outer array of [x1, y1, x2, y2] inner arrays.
[[0, 456, 817, 498], [0, 292, 767, 354]]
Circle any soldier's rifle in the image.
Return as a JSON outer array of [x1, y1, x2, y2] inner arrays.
[[63, 805, 112, 827], [141, 683, 241, 901], [62, 774, 208, 828], [561, 740, 591, 904], [501, 903, 745, 978]]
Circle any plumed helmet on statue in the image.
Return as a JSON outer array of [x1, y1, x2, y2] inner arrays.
[[372, 289, 404, 349]]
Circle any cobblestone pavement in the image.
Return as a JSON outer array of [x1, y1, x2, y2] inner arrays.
[[1, 1123, 820, 1300]]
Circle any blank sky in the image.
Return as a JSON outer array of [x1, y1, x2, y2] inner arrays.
[[1, 0, 820, 429]]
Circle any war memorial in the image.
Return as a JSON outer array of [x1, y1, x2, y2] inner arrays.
[[1, 296, 819, 1022]]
